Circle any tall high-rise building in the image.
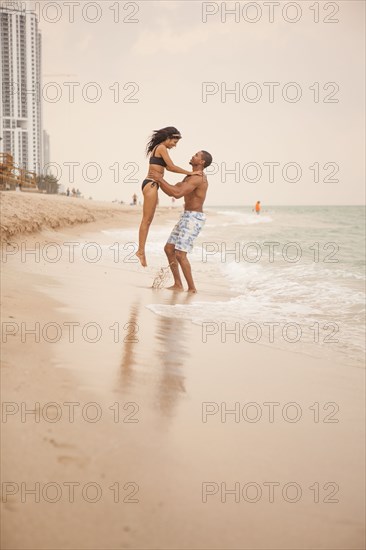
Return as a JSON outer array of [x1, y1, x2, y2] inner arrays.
[[43, 129, 50, 166], [0, 2, 44, 174]]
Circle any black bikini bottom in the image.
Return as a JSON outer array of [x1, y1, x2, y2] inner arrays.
[[141, 179, 159, 191]]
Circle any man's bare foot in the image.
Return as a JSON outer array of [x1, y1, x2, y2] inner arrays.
[[135, 251, 147, 267], [167, 284, 184, 291], [187, 287, 197, 293]]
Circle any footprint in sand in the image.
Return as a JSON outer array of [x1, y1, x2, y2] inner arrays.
[[44, 437, 74, 449], [57, 455, 89, 468], [1, 497, 18, 512]]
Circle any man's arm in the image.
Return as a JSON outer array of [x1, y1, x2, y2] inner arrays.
[[157, 175, 200, 199]]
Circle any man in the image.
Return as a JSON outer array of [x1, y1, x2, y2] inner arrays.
[[156, 150, 212, 293], [255, 200, 261, 214]]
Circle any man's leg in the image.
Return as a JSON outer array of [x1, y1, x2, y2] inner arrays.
[[175, 250, 197, 293], [164, 243, 184, 291]]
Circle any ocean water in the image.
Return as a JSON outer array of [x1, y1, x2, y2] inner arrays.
[[140, 205, 365, 369]]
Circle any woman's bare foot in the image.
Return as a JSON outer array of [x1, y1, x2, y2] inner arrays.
[[167, 284, 184, 291], [135, 251, 147, 267], [187, 287, 197, 293]]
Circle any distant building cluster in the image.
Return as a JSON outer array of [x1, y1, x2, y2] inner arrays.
[[0, 2, 49, 176]]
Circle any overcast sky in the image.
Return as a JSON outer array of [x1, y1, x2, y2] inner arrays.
[[23, 0, 366, 205]]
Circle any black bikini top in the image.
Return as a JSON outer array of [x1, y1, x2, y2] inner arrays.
[[149, 146, 167, 167]]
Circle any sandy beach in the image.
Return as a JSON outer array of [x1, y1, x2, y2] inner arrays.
[[0, 191, 147, 241], [1, 192, 364, 549]]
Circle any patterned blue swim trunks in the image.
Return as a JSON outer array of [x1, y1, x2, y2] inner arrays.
[[167, 210, 206, 253]]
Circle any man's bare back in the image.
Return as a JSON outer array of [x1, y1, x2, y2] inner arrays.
[[156, 173, 208, 211], [180, 174, 208, 212]]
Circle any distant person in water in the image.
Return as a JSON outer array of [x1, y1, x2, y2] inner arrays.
[[136, 127, 203, 267], [156, 150, 212, 294], [255, 201, 261, 215]]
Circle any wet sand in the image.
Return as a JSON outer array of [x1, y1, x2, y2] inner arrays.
[[1, 194, 365, 549]]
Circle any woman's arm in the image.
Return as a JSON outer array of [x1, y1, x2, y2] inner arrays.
[[158, 145, 199, 176]]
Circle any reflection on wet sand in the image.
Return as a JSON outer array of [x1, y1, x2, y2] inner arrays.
[[120, 301, 140, 391], [155, 292, 193, 418], [119, 292, 193, 418]]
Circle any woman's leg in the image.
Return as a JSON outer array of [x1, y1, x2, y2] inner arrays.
[[136, 183, 158, 267]]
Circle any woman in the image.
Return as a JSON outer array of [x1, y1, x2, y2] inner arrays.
[[136, 126, 202, 267]]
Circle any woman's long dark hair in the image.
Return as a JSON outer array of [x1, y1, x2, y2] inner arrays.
[[146, 126, 182, 156]]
